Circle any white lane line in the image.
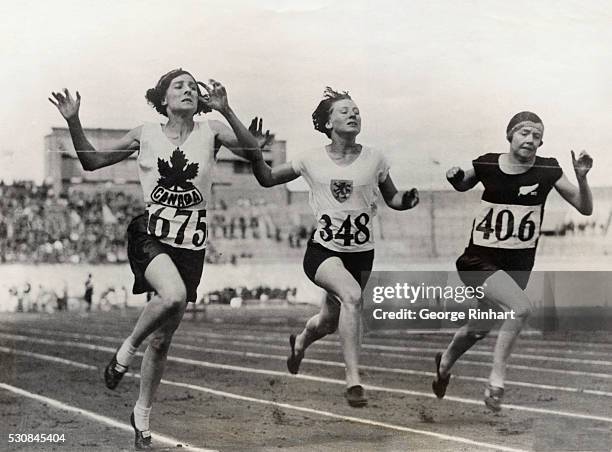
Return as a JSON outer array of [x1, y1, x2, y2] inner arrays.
[[0, 346, 527, 452], [166, 355, 612, 424], [5, 328, 612, 379], [2, 335, 611, 424], [6, 326, 612, 359], [173, 336, 612, 381], [9, 325, 612, 365], [182, 328, 612, 356], [163, 380, 529, 452], [0, 382, 216, 452], [183, 337, 612, 381], [6, 322, 611, 353], [3, 330, 612, 385], [363, 345, 612, 366], [198, 349, 612, 397], [136, 328, 612, 360], [150, 329, 612, 365], [151, 342, 612, 398], [3, 330, 612, 396], [0, 346, 93, 369]]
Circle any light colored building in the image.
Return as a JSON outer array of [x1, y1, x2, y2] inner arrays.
[[44, 126, 289, 206]]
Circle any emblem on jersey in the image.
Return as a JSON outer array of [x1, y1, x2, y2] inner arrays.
[[330, 179, 353, 203], [518, 183, 539, 197], [151, 148, 203, 208]]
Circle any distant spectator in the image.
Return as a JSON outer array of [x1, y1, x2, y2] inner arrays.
[[120, 285, 129, 309], [56, 281, 68, 311], [84, 274, 93, 312]]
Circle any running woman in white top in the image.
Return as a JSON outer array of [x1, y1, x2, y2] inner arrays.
[[432, 111, 593, 412], [49, 69, 266, 449], [249, 88, 419, 407]]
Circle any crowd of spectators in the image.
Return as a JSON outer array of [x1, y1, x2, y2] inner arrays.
[[5, 279, 129, 313], [0, 181, 138, 264], [204, 285, 298, 305], [3, 181, 611, 265], [0, 181, 313, 265], [208, 197, 312, 245], [549, 219, 610, 236], [0, 181, 130, 263], [5, 279, 297, 314]]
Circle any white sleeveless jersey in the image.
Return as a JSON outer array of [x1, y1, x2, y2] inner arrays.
[[292, 146, 390, 252], [137, 121, 216, 250]]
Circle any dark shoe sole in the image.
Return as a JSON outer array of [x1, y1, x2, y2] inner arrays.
[[287, 334, 304, 375], [104, 353, 127, 390], [484, 385, 504, 413], [130, 412, 152, 450], [432, 352, 450, 399], [345, 385, 368, 408]]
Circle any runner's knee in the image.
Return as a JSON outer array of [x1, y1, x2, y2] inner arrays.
[[158, 284, 187, 311], [338, 286, 362, 308], [466, 330, 489, 342], [319, 317, 339, 334], [514, 303, 532, 319], [149, 330, 175, 353]]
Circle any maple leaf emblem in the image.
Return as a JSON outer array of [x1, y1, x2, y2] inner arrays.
[[157, 148, 199, 190]]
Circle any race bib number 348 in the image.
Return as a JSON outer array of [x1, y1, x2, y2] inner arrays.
[[317, 210, 372, 250], [472, 201, 541, 249], [147, 206, 207, 250]]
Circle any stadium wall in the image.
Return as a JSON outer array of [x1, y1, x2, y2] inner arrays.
[[287, 187, 612, 259]]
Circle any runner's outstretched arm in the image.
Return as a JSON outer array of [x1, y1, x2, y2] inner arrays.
[[49, 88, 139, 171], [246, 118, 300, 187], [554, 150, 593, 215], [251, 159, 299, 187], [200, 81, 268, 161], [378, 174, 419, 210], [446, 166, 478, 192]]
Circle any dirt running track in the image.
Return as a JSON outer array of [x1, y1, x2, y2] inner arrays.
[[0, 309, 610, 451]]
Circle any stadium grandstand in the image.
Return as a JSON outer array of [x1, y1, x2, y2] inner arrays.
[[1, 127, 611, 334], [0, 126, 610, 266]]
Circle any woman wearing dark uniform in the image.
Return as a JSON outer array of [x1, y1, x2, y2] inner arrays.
[[432, 111, 593, 412]]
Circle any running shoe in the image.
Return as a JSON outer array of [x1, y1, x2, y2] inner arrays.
[[484, 385, 504, 412], [432, 352, 450, 399], [104, 352, 127, 390], [130, 412, 152, 450], [286, 334, 304, 375], [344, 385, 368, 408]]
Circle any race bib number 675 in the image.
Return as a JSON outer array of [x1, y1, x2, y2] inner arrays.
[[472, 201, 541, 249], [147, 206, 207, 250]]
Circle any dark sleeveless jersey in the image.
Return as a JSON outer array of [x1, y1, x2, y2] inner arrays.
[[465, 153, 563, 270]]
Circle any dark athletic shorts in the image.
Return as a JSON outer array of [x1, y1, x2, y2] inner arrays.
[[456, 250, 531, 291], [303, 239, 375, 289], [127, 214, 206, 303]]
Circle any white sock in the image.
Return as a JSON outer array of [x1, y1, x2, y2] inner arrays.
[[488, 374, 505, 390], [116, 339, 137, 369], [133, 402, 152, 432]]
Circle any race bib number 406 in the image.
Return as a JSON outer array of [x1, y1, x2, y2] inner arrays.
[[146, 205, 207, 250], [472, 201, 541, 249]]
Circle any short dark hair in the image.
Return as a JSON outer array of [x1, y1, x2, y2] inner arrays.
[[145, 68, 211, 117], [312, 87, 352, 138], [506, 111, 543, 142]]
